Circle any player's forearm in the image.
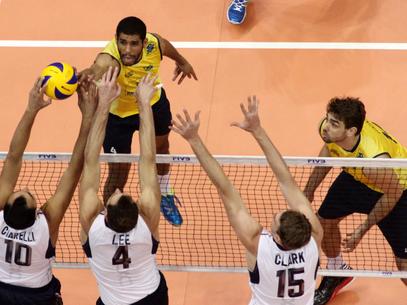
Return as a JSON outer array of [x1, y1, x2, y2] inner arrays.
[[251, 127, 294, 187], [189, 136, 243, 217], [80, 54, 118, 82], [90, 64, 110, 81], [60, 115, 93, 189], [138, 103, 158, 189], [162, 38, 188, 65], [303, 144, 332, 197], [303, 167, 331, 197], [189, 137, 236, 199], [139, 101, 156, 161], [71, 114, 93, 162], [363, 190, 403, 230], [85, 107, 109, 167], [7, 108, 39, 161]]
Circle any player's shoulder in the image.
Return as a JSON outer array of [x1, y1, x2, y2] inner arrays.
[[258, 230, 275, 246], [146, 32, 159, 41], [308, 235, 319, 250], [89, 213, 105, 230], [145, 33, 160, 49], [100, 39, 120, 61]]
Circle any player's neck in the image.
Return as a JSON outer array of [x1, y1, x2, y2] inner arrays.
[[338, 134, 360, 152]]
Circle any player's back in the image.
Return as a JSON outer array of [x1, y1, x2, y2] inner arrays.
[[84, 214, 161, 305], [249, 230, 319, 305], [0, 210, 53, 288]]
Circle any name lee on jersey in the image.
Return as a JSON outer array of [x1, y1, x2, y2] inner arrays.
[[112, 233, 130, 246]]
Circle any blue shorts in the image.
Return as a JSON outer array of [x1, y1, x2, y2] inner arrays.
[[96, 271, 168, 305], [0, 276, 62, 305]]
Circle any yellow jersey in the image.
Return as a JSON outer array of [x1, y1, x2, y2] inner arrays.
[[102, 33, 163, 117], [319, 119, 407, 191]]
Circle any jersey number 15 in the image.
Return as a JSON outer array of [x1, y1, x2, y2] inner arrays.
[[276, 267, 305, 298]]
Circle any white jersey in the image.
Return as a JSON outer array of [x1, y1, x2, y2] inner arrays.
[[0, 210, 54, 288], [84, 214, 161, 305], [249, 230, 319, 305]]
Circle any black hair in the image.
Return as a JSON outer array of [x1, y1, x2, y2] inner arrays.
[[106, 195, 139, 233], [4, 196, 36, 230], [327, 97, 366, 135], [116, 16, 147, 40]]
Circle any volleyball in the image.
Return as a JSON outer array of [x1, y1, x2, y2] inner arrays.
[[40, 62, 78, 99]]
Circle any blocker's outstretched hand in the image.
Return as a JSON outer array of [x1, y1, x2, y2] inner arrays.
[[231, 95, 261, 134], [27, 77, 52, 112], [135, 73, 159, 108], [96, 66, 121, 109], [170, 109, 201, 141]]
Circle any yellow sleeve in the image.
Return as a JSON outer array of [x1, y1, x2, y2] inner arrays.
[[101, 39, 120, 61]]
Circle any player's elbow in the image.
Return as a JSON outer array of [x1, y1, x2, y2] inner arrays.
[[220, 193, 244, 215]]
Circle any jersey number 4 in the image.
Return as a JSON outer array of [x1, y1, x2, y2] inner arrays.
[[4, 240, 32, 266], [276, 267, 305, 298], [112, 245, 132, 269]]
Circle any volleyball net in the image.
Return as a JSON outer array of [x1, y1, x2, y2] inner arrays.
[[3, 153, 407, 278]]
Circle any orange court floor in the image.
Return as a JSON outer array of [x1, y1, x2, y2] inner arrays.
[[1, 0, 407, 304]]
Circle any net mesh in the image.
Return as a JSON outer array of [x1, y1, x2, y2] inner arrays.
[[3, 153, 407, 277]]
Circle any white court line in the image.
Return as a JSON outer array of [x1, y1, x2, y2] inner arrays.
[[1, 40, 407, 50]]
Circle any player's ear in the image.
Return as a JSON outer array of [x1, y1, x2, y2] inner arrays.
[[346, 126, 357, 137]]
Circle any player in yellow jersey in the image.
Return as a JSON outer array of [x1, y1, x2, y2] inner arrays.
[[304, 97, 407, 305], [79, 16, 198, 226]]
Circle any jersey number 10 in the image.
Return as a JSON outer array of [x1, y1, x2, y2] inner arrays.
[[4, 240, 32, 266]]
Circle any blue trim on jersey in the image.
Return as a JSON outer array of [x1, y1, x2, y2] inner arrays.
[[152, 235, 159, 254], [314, 258, 320, 280], [45, 239, 55, 259], [249, 262, 260, 284], [82, 239, 92, 258], [273, 238, 287, 251]]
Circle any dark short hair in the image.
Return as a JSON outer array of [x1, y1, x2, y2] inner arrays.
[[327, 97, 366, 135], [277, 210, 312, 250], [4, 196, 36, 230], [106, 195, 139, 233], [116, 16, 147, 40]]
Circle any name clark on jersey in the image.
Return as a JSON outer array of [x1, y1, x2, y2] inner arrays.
[[275, 251, 305, 266], [1, 226, 35, 242]]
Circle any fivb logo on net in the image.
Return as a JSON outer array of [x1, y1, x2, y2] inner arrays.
[[38, 154, 57, 160], [172, 156, 191, 162]]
